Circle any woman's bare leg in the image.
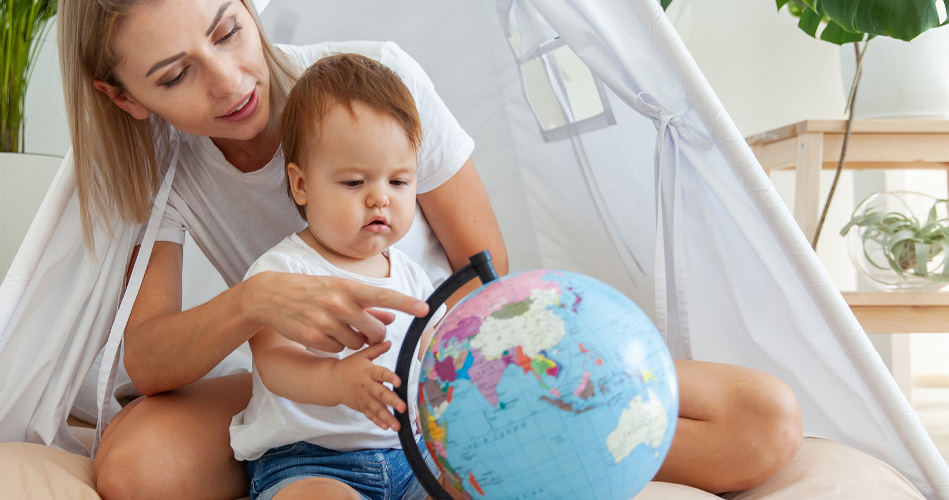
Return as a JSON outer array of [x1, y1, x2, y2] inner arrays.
[[653, 360, 803, 493], [94, 373, 252, 500]]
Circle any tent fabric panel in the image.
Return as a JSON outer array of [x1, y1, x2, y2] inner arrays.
[[0, 153, 137, 455]]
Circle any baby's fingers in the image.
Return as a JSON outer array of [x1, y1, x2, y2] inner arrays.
[[357, 340, 392, 361], [362, 398, 401, 431], [369, 380, 406, 414], [368, 404, 401, 432], [367, 364, 401, 389]]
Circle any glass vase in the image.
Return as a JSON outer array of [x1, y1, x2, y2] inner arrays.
[[844, 191, 949, 292]]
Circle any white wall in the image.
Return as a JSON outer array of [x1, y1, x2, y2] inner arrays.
[[666, 0, 847, 136], [24, 19, 69, 157]]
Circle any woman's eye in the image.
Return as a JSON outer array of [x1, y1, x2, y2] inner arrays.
[[160, 68, 189, 89], [217, 23, 242, 45]]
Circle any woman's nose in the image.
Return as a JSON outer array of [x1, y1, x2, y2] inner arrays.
[[206, 56, 243, 99]]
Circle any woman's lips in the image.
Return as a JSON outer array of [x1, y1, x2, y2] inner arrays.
[[219, 88, 258, 122]]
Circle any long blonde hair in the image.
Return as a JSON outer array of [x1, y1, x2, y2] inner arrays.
[[58, 0, 297, 246]]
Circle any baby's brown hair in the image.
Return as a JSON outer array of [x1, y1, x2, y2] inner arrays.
[[281, 53, 422, 219]]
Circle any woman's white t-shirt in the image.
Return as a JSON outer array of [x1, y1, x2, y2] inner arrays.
[[156, 41, 474, 288]]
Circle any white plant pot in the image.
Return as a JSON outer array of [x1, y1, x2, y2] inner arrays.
[[0, 152, 63, 276], [839, 27, 949, 120]]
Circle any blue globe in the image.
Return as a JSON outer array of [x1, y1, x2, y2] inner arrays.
[[416, 269, 678, 499]]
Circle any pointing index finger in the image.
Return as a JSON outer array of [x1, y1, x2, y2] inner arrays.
[[354, 283, 429, 318]]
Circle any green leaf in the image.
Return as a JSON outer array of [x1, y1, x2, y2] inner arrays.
[[820, 0, 940, 41], [797, 7, 823, 38], [661, 0, 673, 11], [819, 20, 868, 44], [916, 242, 931, 276]]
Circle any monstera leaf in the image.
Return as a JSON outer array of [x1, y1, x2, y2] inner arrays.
[[663, 0, 948, 45], [778, 0, 948, 44]]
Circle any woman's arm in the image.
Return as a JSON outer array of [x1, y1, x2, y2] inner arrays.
[[123, 241, 429, 396], [417, 158, 508, 307]]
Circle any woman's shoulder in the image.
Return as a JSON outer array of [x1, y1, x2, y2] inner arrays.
[[276, 41, 390, 67], [276, 41, 423, 78]]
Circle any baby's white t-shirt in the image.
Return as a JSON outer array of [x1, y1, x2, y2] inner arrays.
[[156, 41, 474, 288], [229, 235, 441, 460]]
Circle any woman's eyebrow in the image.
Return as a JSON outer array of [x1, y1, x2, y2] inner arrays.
[[206, 1, 232, 36], [146, 52, 186, 77], [144, 2, 232, 78]]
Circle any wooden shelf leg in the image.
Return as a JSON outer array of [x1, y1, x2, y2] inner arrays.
[[793, 131, 824, 245]]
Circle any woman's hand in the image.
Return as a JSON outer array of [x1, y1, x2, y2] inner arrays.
[[243, 271, 429, 353], [331, 341, 406, 431], [124, 241, 428, 396]]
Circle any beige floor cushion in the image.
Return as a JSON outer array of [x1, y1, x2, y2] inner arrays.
[[723, 438, 925, 500], [0, 435, 925, 500]]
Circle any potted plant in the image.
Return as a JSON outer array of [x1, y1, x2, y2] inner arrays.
[[2, 0, 58, 153], [840, 191, 949, 291], [779, 0, 949, 248]]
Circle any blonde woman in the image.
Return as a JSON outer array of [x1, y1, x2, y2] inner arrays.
[[35, 0, 798, 498]]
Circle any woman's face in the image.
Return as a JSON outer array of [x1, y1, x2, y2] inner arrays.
[[106, 0, 271, 141]]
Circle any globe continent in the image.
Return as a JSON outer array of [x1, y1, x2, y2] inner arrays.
[[418, 270, 678, 500]]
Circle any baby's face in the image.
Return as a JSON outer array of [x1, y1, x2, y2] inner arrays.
[[289, 101, 417, 261]]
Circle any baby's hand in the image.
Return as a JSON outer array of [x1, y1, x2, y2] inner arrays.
[[333, 340, 406, 431]]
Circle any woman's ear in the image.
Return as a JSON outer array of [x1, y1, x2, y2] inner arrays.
[[287, 162, 308, 207], [93, 79, 151, 120]]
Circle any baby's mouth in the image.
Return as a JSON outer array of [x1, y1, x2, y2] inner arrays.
[[363, 216, 389, 231]]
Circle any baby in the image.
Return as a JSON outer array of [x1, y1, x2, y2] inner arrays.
[[230, 53, 443, 500]]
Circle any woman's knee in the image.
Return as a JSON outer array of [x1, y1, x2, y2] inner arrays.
[[731, 372, 803, 489], [94, 396, 209, 499], [94, 374, 252, 500]]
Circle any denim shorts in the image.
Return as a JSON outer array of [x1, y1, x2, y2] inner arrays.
[[246, 438, 439, 500]]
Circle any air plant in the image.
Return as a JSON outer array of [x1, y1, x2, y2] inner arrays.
[[841, 193, 949, 285]]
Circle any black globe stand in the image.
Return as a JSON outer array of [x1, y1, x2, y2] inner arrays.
[[394, 250, 498, 500]]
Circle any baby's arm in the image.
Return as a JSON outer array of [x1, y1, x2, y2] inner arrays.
[[250, 328, 406, 430]]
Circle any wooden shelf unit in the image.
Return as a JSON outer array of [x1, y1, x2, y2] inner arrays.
[[747, 120, 949, 334]]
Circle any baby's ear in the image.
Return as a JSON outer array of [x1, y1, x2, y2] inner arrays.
[[92, 80, 150, 120], [287, 162, 308, 206]]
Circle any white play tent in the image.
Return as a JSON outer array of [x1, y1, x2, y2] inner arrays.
[[1, 0, 947, 498]]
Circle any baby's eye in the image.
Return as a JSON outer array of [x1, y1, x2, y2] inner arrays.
[[390, 179, 410, 187], [342, 180, 363, 188]]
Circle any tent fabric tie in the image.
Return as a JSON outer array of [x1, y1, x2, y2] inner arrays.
[[633, 92, 711, 359], [92, 138, 180, 455]]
